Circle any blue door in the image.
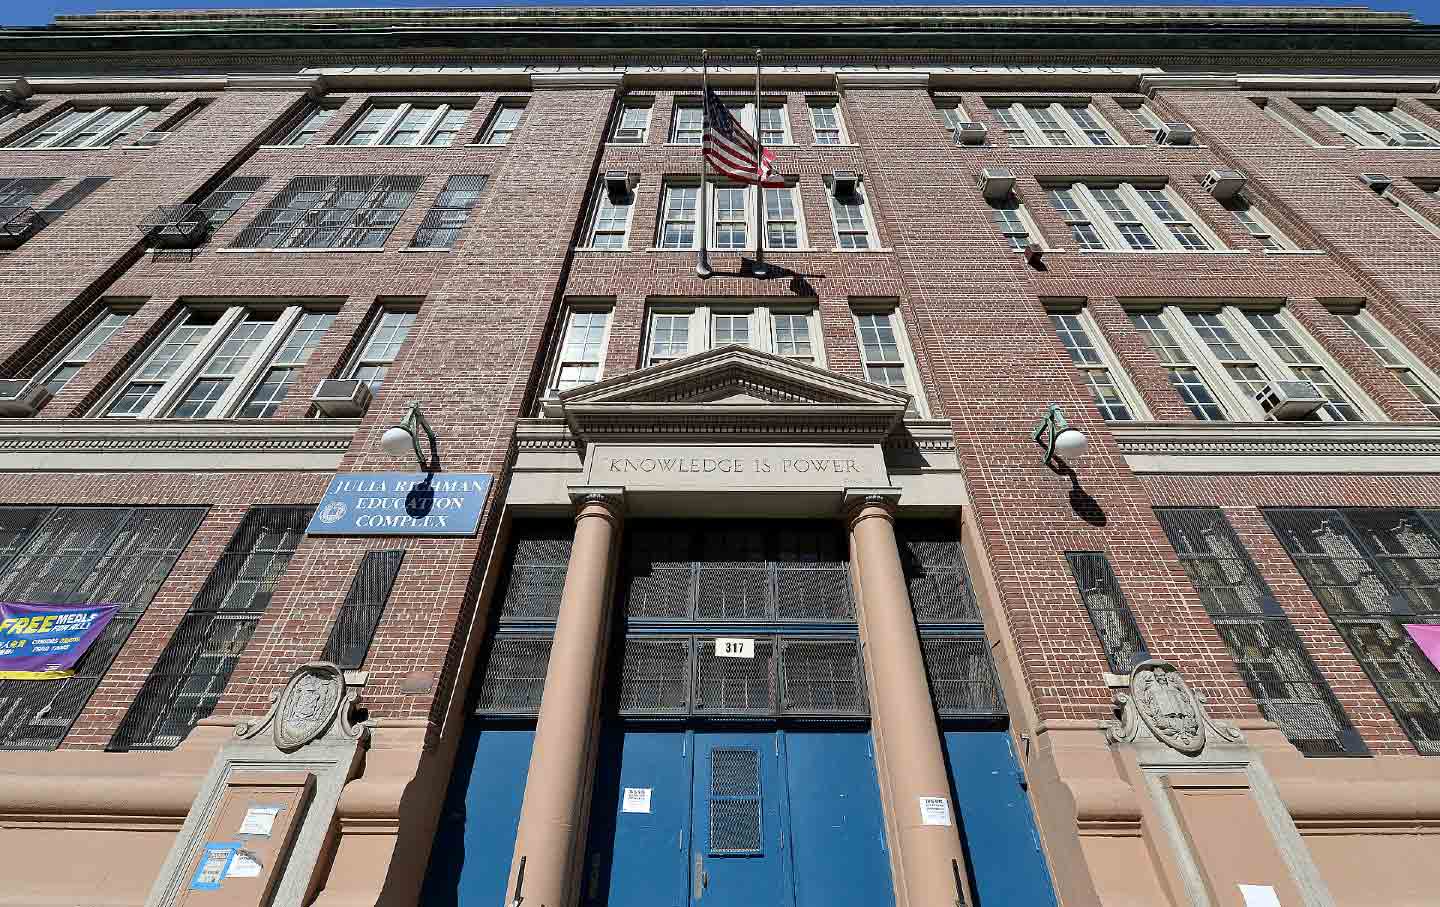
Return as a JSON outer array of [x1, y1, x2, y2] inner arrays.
[[941, 730, 1057, 907], [691, 733, 788, 907]]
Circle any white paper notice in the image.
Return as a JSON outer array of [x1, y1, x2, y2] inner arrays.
[[238, 806, 281, 837], [622, 787, 653, 814], [1238, 884, 1282, 907], [715, 638, 755, 659], [227, 850, 264, 879], [919, 796, 953, 826]]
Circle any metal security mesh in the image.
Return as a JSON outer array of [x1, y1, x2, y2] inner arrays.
[[695, 636, 777, 716], [0, 507, 48, 573], [231, 175, 422, 249], [411, 174, 487, 248], [920, 636, 1006, 717], [475, 635, 552, 716], [621, 522, 854, 623], [109, 506, 310, 751], [0, 507, 204, 750], [1065, 552, 1152, 673], [497, 520, 573, 621], [896, 521, 981, 623], [709, 747, 762, 854], [1157, 508, 1365, 756], [780, 639, 867, 716], [617, 636, 691, 715], [320, 549, 405, 670], [1267, 508, 1440, 756]]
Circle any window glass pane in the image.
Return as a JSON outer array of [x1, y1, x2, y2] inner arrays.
[[660, 186, 699, 249], [649, 313, 690, 361], [345, 105, 396, 146], [772, 313, 813, 360]]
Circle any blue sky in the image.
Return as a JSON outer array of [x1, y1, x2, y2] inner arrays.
[[1, 0, 1436, 28]]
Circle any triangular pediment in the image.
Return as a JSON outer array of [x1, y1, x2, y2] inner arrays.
[[555, 345, 908, 442]]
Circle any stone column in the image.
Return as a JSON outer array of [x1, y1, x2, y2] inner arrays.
[[846, 489, 976, 907], [506, 488, 624, 907]]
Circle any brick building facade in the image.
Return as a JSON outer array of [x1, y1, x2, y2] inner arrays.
[[0, 6, 1437, 907]]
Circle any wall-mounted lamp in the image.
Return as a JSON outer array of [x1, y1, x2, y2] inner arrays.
[[1032, 403, 1088, 464], [381, 401, 440, 472]]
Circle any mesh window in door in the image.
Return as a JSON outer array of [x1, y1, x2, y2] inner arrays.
[[896, 521, 981, 623], [617, 635, 692, 715], [1065, 552, 1152, 673], [0, 507, 204, 750], [1156, 508, 1366, 756], [709, 748, 764, 855], [475, 634, 553, 716], [412, 175, 486, 249], [108, 506, 312, 751], [320, 549, 405, 670]]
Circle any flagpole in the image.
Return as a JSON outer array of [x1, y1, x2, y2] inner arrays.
[[753, 47, 766, 278], [696, 49, 711, 278]]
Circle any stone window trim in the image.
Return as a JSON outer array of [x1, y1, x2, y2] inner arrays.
[[336, 100, 471, 148], [1041, 179, 1228, 253], [609, 97, 654, 144], [642, 301, 826, 369], [933, 95, 971, 135], [1329, 304, 1440, 421], [580, 177, 637, 251], [986, 193, 1046, 252], [95, 300, 339, 420], [849, 301, 928, 416], [477, 100, 527, 145], [984, 97, 1123, 147], [1044, 302, 1150, 422], [652, 179, 810, 253], [6, 103, 155, 150], [1123, 302, 1381, 423], [1220, 192, 1305, 252], [806, 96, 849, 145], [28, 305, 137, 402], [339, 302, 420, 394], [546, 302, 615, 396]]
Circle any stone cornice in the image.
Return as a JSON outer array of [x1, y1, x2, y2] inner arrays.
[[1113, 422, 1440, 474], [19, 74, 325, 95], [0, 419, 356, 472]]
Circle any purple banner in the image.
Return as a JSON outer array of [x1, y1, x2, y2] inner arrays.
[[0, 601, 119, 679]]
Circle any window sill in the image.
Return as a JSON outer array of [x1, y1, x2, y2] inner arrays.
[[399, 246, 453, 253], [461, 142, 510, 148], [639, 247, 816, 254], [216, 247, 389, 253], [1074, 248, 1247, 255], [830, 247, 894, 253], [1262, 248, 1325, 256], [310, 143, 463, 150]]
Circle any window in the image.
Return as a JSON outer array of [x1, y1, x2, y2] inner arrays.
[[644, 303, 823, 367], [1048, 310, 1144, 422], [1156, 508, 1367, 756], [807, 98, 846, 145], [1064, 552, 1152, 673], [1129, 311, 1228, 420], [758, 103, 790, 146], [340, 102, 468, 147], [655, 182, 805, 252], [108, 506, 312, 751], [988, 102, 1119, 146], [658, 184, 699, 249], [1265, 508, 1440, 755], [102, 303, 334, 420], [1337, 310, 1440, 419], [1222, 195, 1299, 251], [411, 174, 486, 249], [671, 103, 704, 144], [1126, 101, 1167, 141], [612, 100, 652, 143], [987, 197, 1041, 251], [550, 307, 611, 393], [0, 177, 59, 217], [344, 306, 416, 391], [480, 102, 525, 145], [829, 181, 877, 249], [194, 176, 266, 230], [584, 180, 634, 251], [231, 175, 421, 250], [1130, 306, 1372, 422], [320, 550, 405, 670], [1044, 183, 1221, 252], [935, 98, 969, 132], [151, 100, 208, 136], [764, 186, 804, 250], [0, 506, 205, 750], [37, 308, 131, 397], [713, 185, 748, 250], [1313, 103, 1440, 148], [0, 177, 107, 244], [10, 105, 151, 149], [275, 101, 336, 146], [853, 307, 922, 410]]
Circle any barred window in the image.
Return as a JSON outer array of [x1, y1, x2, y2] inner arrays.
[[0, 506, 204, 750], [109, 506, 312, 751], [320, 550, 405, 670], [1064, 552, 1152, 673], [1266, 508, 1440, 755], [1157, 508, 1367, 756], [411, 175, 486, 249], [231, 175, 421, 250], [195, 176, 266, 230]]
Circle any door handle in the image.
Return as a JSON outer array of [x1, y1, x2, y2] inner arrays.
[[693, 852, 708, 900]]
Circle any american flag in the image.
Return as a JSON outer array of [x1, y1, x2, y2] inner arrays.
[[703, 86, 783, 187]]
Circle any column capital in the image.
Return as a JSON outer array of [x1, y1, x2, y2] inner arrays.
[[843, 486, 902, 524], [567, 485, 626, 522]]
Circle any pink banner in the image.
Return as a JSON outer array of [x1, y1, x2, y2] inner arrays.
[[1403, 624, 1440, 671]]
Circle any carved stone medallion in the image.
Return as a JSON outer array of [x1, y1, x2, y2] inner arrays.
[[275, 664, 344, 750], [1106, 659, 1243, 756]]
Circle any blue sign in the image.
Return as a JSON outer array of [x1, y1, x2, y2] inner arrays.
[[306, 472, 492, 537], [190, 841, 240, 890]]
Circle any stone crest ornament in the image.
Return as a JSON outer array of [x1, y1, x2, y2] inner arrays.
[[1106, 659, 1243, 755], [237, 662, 367, 752]]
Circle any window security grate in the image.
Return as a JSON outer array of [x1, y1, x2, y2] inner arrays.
[[0, 506, 204, 750], [320, 549, 405, 670], [779, 638, 867, 716], [709, 747, 763, 854], [108, 506, 311, 751], [231, 175, 422, 250], [616, 635, 691, 715], [411, 174, 487, 249], [919, 636, 1006, 717], [1157, 508, 1366, 756], [474, 634, 552, 716], [496, 520, 574, 621], [896, 520, 981, 623], [1064, 552, 1152, 673], [696, 635, 777, 716], [1265, 508, 1440, 755]]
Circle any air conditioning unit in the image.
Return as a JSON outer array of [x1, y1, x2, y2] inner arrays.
[[0, 380, 50, 417], [311, 378, 372, 418], [1360, 173, 1393, 194], [0, 207, 47, 250], [829, 170, 860, 197], [138, 204, 209, 248], [130, 131, 170, 147], [604, 169, 636, 198], [1157, 122, 1195, 145], [1202, 168, 1247, 201], [612, 127, 645, 144], [1023, 242, 1045, 267], [952, 121, 987, 145], [1387, 131, 1435, 148], [976, 166, 1016, 203], [1255, 380, 1326, 420]]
